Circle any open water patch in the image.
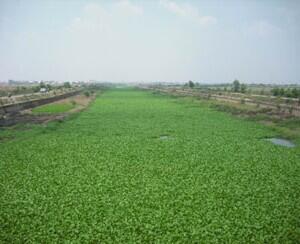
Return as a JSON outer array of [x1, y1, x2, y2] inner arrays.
[[159, 134, 174, 140], [265, 138, 296, 148]]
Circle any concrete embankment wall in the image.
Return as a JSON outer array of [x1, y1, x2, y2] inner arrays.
[[150, 88, 300, 116], [0, 90, 81, 116]]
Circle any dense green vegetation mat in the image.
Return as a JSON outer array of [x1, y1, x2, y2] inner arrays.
[[1, 89, 299, 242]]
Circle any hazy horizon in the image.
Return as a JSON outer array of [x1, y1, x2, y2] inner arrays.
[[0, 0, 299, 84]]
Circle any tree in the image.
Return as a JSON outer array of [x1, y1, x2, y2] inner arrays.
[[33, 86, 40, 93], [232, 80, 240, 92], [39, 81, 46, 89], [46, 84, 52, 91], [188, 80, 195, 88], [63, 82, 71, 88], [240, 84, 247, 93]]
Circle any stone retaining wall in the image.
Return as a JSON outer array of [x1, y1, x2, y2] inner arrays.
[[0, 90, 81, 116]]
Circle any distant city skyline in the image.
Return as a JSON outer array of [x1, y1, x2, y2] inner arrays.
[[0, 0, 299, 84]]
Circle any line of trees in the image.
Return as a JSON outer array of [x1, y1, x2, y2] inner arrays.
[[184, 79, 300, 99], [32, 81, 72, 93], [271, 87, 300, 98]]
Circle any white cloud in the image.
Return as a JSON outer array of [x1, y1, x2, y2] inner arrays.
[[114, 0, 144, 16], [244, 21, 282, 38], [68, 1, 143, 35], [68, 3, 111, 33], [61, 1, 146, 81], [70, 1, 143, 26], [159, 0, 217, 26], [198, 16, 217, 26], [160, 0, 188, 17]]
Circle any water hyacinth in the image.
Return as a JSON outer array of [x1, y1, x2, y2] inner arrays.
[[0, 89, 299, 243]]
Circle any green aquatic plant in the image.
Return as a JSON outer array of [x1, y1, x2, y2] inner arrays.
[[0, 89, 299, 243]]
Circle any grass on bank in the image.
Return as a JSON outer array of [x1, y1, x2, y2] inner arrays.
[[32, 102, 75, 114]]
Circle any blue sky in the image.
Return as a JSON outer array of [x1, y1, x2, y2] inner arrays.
[[0, 0, 299, 83]]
